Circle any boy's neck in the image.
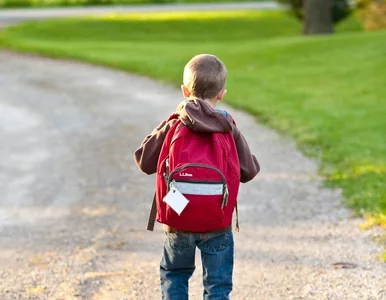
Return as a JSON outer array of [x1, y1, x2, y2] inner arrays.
[[188, 97, 217, 108], [205, 98, 218, 108]]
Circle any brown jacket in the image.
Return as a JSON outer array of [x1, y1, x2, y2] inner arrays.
[[134, 98, 260, 183]]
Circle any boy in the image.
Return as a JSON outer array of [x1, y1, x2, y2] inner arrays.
[[134, 54, 260, 300]]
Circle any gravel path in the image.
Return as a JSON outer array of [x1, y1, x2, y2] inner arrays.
[[0, 51, 385, 299]]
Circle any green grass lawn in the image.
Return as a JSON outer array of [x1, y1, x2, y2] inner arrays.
[[1, 11, 385, 218]]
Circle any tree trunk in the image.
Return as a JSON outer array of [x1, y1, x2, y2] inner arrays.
[[304, 0, 334, 35]]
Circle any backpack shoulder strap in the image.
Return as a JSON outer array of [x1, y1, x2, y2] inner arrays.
[[235, 202, 240, 232], [147, 119, 181, 231], [147, 192, 157, 231]]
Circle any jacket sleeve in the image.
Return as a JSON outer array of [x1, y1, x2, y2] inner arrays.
[[233, 127, 260, 183], [133, 119, 176, 175]]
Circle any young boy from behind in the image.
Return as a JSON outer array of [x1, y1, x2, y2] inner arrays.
[[134, 54, 260, 299]]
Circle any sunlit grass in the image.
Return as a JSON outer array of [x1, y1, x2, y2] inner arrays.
[[381, 252, 386, 262], [329, 165, 386, 181], [0, 11, 384, 217], [360, 214, 386, 230], [95, 10, 281, 21]]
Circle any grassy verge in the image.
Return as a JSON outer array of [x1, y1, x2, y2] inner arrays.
[[0, 0, 265, 9], [0, 10, 385, 217]]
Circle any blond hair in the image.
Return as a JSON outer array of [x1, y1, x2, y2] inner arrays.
[[183, 54, 227, 100]]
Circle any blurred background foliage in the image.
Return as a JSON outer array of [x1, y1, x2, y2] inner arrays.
[[0, 0, 264, 8], [276, 0, 352, 24], [356, 0, 386, 30]]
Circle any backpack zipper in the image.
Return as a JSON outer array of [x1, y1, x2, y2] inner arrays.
[[168, 163, 229, 209], [172, 179, 223, 184], [169, 163, 226, 183]]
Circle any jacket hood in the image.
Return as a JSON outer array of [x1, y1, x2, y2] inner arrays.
[[176, 98, 233, 133]]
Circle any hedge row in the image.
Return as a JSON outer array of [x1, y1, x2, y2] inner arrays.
[[356, 0, 386, 31]]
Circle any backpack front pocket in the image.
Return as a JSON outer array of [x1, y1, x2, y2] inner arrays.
[[165, 192, 225, 231], [164, 164, 228, 232]]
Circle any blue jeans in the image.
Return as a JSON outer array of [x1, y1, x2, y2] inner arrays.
[[160, 231, 234, 300]]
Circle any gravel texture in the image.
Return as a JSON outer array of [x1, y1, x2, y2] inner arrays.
[[0, 51, 385, 300]]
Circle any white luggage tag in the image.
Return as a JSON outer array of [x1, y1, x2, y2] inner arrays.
[[163, 181, 189, 216]]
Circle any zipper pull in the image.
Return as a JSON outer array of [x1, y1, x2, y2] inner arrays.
[[165, 158, 170, 185], [225, 185, 229, 206], [170, 180, 177, 193], [221, 184, 229, 209], [166, 159, 170, 175]]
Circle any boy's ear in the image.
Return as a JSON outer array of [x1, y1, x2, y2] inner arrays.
[[181, 85, 191, 98], [216, 89, 227, 101]]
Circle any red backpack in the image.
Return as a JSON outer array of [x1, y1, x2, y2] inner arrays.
[[147, 116, 240, 232]]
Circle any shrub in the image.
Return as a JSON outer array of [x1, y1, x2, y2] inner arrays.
[[277, 0, 351, 24], [0, 0, 33, 7], [0, 0, 175, 7], [356, 0, 386, 31], [0, 0, 253, 8]]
